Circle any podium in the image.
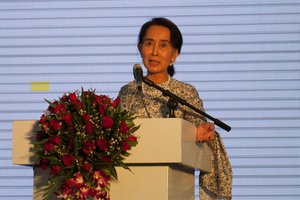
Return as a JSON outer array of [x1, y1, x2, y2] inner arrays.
[[13, 118, 211, 200]]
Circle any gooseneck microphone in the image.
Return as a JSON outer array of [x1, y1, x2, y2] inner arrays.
[[133, 64, 143, 91], [141, 75, 232, 132]]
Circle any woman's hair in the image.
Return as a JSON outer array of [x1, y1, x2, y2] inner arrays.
[[138, 17, 183, 77]]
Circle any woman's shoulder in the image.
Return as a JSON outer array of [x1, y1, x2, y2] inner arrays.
[[170, 77, 198, 92], [118, 81, 139, 98], [119, 81, 136, 92]]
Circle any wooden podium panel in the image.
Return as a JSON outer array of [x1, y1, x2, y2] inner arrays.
[[34, 165, 195, 200], [111, 165, 195, 200], [12, 120, 39, 165], [13, 118, 211, 171], [13, 118, 211, 200], [126, 118, 211, 171]]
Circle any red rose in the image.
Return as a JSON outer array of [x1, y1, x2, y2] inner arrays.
[[127, 135, 137, 142], [75, 101, 82, 110], [73, 172, 84, 189], [112, 98, 120, 107], [61, 183, 72, 196], [41, 122, 50, 132], [98, 105, 106, 115], [101, 155, 112, 163], [43, 142, 54, 152], [50, 165, 61, 176], [62, 154, 75, 167], [39, 114, 48, 123], [82, 161, 92, 172], [84, 91, 91, 97], [88, 188, 97, 197], [122, 141, 130, 152], [53, 104, 66, 114], [63, 114, 72, 125], [102, 96, 110, 104], [50, 120, 62, 130], [69, 93, 77, 103], [119, 122, 129, 134], [65, 178, 74, 188], [93, 170, 110, 182], [97, 139, 108, 151], [49, 134, 60, 145], [60, 94, 68, 102], [83, 141, 95, 155], [101, 116, 114, 129], [83, 114, 90, 122], [80, 186, 89, 198], [94, 95, 102, 104], [93, 170, 110, 187], [39, 159, 48, 170], [85, 122, 93, 134]]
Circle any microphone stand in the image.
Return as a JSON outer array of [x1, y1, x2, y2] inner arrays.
[[142, 77, 231, 132]]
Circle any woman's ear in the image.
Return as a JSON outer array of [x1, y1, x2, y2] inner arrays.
[[137, 43, 144, 58], [172, 49, 179, 60], [137, 43, 142, 54]]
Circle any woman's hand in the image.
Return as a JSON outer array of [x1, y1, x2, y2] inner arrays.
[[197, 122, 215, 142]]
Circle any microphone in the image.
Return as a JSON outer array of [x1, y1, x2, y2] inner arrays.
[[133, 64, 143, 91]]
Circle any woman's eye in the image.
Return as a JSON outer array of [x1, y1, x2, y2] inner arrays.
[[144, 41, 153, 46], [160, 43, 168, 48]]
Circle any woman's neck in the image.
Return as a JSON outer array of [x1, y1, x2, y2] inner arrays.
[[146, 73, 170, 84]]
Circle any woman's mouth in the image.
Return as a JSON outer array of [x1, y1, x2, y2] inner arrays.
[[149, 60, 160, 65]]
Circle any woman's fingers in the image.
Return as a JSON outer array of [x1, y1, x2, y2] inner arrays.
[[197, 122, 215, 142]]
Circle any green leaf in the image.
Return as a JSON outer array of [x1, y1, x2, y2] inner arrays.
[[74, 136, 79, 158], [118, 161, 130, 171], [41, 175, 64, 200], [44, 98, 54, 106], [127, 140, 138, 147], [106, 166, 118, 180], [130, 125, 140, 133]]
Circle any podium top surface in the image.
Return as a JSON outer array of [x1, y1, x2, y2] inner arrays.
[[13, 118, 211, 172]]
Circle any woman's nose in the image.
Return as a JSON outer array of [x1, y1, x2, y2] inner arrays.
[[151, 44, 159, 56]]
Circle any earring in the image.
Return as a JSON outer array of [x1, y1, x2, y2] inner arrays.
[[170, 59, 175, 66]]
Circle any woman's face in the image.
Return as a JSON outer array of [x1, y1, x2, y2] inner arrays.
[[138, 25, 178, 79]]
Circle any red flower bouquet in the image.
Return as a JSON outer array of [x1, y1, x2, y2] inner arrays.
[[34, 88, 139, 200]]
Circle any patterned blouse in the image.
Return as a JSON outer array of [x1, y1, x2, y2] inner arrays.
[[118, 76, 206, 124], [118, 76, 232, 200]]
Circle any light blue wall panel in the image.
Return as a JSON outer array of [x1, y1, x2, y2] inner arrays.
[[0, 0, 299, 199]]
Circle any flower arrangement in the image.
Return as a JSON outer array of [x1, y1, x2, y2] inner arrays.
[[34, 88, 139, 200]]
